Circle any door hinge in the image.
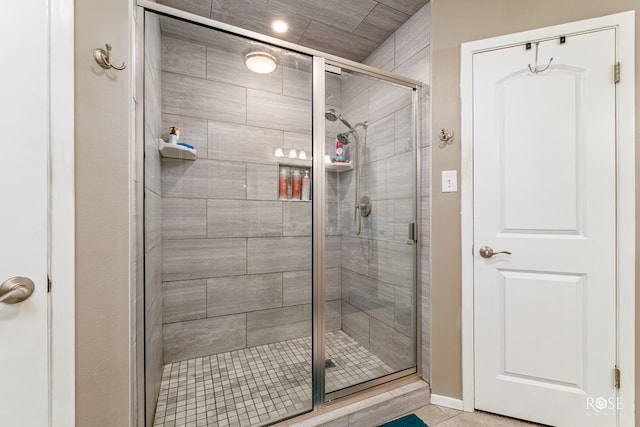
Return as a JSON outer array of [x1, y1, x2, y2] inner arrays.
[[614, 365, 621, 389], [47, 275, 52, 293], [614, 62, 621, 84]]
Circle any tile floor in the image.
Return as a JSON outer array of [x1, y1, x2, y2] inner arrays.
[[153, 330, 394, 427], [411, 404, 546, 426]]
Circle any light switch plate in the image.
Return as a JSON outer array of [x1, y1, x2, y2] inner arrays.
[[442, 170, 457, 193]]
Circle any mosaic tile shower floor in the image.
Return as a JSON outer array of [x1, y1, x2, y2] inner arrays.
[[153, 330, 395, 427]]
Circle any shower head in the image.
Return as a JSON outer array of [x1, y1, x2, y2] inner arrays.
[[325, 108, 340, 122], [337, 132, 351, 145], [325, 108, 355, 131]]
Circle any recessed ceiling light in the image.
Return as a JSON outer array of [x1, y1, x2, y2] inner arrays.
[[244, 52, 277, 74], [271, 20, 289, 34]]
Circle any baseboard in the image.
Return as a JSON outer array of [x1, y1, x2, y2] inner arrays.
[[430, 394, 464, 411]]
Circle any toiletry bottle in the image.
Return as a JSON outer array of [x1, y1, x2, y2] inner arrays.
[[168, 126, 178, 144], [335, 139, 346, 162], [279, 167, 289, 200], [301, 170, 311, 201], [292, 169, 302, 200]]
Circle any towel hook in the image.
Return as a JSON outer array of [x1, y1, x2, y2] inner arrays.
[[439, 128, 454, 148], [527, 42, 553, 74], [93, 43, 126, 71]]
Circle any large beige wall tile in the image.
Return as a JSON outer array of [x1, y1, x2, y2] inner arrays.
[[161, 158, 246, 199], [207, 273, 283, 317], [162, 238, 247, 281], [283, 270, 312, 306], [163, 314, 246, 362], [247, 236, 311, 274], [247, 89, 312, 134], [162, 71, 246, 123], [162, 36, 207, 79], [162, 279, 207, 323], [162, 198, 207, 240], [247, 305, 312, 346], [207, 199, 282, 238], [208, 121, 283, 164], [247, 163, 278, 201]]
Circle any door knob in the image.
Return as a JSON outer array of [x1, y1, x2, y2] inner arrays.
[[479, 246, 512, 259], [0, 276, 35, 304]]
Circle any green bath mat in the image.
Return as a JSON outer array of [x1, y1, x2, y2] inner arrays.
[[379, 413, 428, 427]]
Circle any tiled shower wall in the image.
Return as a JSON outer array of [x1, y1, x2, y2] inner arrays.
[[157, 21, 341, 364], [144, 13, 164, 427], [337, 3, 431, 376]]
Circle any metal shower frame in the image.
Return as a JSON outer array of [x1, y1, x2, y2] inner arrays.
[[135, 0, 424, 421]]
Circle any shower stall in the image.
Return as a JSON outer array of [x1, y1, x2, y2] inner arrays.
[[142, 7, 421, 427]]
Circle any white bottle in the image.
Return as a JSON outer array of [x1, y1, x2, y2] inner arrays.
[[301, 170, 311, 201]]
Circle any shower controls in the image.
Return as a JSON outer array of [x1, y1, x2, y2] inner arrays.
[[358, 196, 372, 217]]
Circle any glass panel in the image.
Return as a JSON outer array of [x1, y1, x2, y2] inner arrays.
[[324, 67, 417, 395], [143, 12, 313, 426]]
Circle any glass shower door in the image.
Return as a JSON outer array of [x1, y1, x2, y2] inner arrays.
[[144, 12, 314, 426], [323, 66, 418, 396]]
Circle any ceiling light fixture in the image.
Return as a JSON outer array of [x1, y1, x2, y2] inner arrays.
[[244, 51, 277, 74], [271, 20, 289, 34]]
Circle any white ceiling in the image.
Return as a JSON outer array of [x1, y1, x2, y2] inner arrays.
[[157, 0, 430, 62]]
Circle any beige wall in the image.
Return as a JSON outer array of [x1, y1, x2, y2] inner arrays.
[[430, 0, 639, 404], [75, 0, 133, 425]]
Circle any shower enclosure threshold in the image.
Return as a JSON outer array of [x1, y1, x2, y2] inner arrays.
[[281, 377, 429, 427]]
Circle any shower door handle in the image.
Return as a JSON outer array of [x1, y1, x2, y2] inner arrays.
[[408, 223, 417, 243]]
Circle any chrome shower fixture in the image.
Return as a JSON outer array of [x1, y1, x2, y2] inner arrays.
[[336, 131, 352, 145], [325, 108, 355, 131]]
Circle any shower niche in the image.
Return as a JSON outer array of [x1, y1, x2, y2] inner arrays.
[[143, 10, 418, 427], [277, 164, 312, 201]]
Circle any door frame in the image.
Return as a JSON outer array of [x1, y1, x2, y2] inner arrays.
[[460, 11, 635, 424], [50, 0, 76, 424]]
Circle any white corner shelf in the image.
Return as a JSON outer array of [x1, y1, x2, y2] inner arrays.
[[325, 161, 353, 172], [158, 138, 197, 160]]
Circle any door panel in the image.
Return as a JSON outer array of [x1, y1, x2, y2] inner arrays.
[[473, 29, 616, 426], [0, 1, 50, 425], [324, 67, 417, 397], [499, 68, 584, 233]]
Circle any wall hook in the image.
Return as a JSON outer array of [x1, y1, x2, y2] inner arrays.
[[527, 42, 553, 74], [439, 128, 454, 147], [93, 43, 126, 71]]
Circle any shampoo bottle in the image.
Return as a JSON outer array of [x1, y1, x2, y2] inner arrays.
[[168, 125, 178, 144], [292, 169, 302, 200], [335, 140, 346, 162], [278, 167, 289, 200], [301, 170, 311, 201]]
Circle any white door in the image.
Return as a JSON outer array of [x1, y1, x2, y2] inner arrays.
[[473, 29, 617, 426], [0, 1, 51, 425]]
